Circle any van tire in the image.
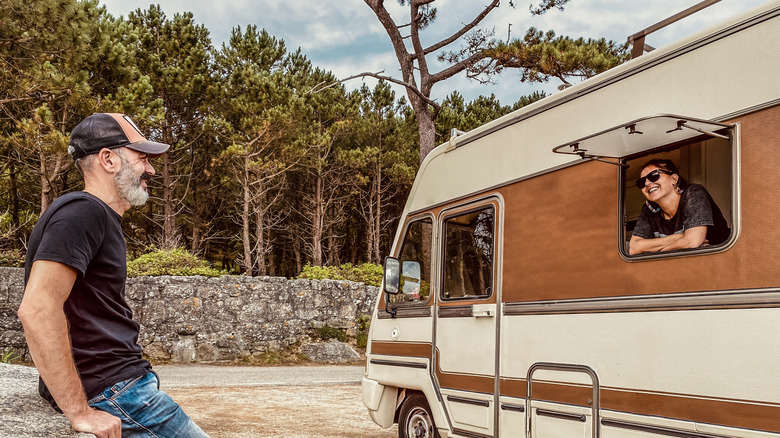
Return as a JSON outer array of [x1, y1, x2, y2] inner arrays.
[[398, 393, 440, 438]]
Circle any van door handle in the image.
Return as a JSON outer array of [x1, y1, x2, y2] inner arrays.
[[472, 303, 496, 317]]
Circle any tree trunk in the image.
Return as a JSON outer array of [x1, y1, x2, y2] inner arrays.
[[312, 167, 324, 266], [9, 162, 19, 246], [161, 126, 176, 249], [241, 153, 252, 275], [373, 162, 382, 263], [411, 99, 436, 163], [254, 198, 266, 276], [366, 174, 377, 263], [191, 182, 203, 254], [39, 150, 52, 213], [294, 236, 302, 274], [326, 215, 338, 266], [268, 243, 276, 277]]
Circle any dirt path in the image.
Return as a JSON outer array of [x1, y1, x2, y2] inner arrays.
[[168, 384, 398, 438]]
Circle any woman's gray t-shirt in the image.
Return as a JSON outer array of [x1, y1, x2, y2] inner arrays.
[[632, 183, 730, 246]]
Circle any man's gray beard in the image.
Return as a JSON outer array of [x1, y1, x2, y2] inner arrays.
[[114, 155, 149, 207]]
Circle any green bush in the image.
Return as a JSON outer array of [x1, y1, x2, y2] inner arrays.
[[127, 248, 226, 277], [355, 314, 371, 349], [297, 262, 382, 286], [356, 332, 368, 349], [0, 249, 25, 267], [297, 264, 340, 281], [314, 325, 347, 343]]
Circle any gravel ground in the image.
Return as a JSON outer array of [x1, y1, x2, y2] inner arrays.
[[0, 362, 394, 438], [167, 384, 398, 438]]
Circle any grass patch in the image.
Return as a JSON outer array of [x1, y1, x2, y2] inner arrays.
[[1, 348, 21, 364]]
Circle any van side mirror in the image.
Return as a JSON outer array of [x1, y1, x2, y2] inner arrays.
[[383, 257, 400, 295]]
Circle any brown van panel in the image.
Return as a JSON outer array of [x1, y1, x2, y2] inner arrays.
[[601, 387, 780, 434], [501, 107, 780, 302], [500, 377, 528, 398], [371, 341, 432, 359], [500, 378, 592, 407], [500, 377, 780, 434]]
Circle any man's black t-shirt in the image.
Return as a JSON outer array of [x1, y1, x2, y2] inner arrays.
[[632, 183, 731, 247], [24, 192, 150, 405]]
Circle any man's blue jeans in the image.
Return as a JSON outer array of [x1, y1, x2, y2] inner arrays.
[[88, 371, 209, 437]]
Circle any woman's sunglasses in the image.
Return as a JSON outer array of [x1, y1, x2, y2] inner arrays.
[[635, 169, 673, 189]]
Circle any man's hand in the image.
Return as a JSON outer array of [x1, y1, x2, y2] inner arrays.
[[69, 408, 122, 438]]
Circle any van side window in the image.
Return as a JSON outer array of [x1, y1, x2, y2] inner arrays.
[[623, 134, 734, 258], [390, 218, 433, 304], [442, 207, 494, 299]]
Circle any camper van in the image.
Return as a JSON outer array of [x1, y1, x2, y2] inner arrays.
[[361, 1, 780, 437]]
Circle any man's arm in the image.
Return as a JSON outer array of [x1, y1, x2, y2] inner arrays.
[[17, 260, 122, 438]]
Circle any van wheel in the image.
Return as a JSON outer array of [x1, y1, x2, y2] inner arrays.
[[398, 394, 439, 438]]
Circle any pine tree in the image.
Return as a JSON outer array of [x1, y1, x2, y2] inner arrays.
[[362, 0, 628, 161]]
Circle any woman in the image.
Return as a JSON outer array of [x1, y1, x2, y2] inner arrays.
[[629, 158, 730, 255]]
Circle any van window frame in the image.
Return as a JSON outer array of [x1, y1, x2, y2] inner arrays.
[[439, 202, 498, 302], [618, 124, 741, 261]]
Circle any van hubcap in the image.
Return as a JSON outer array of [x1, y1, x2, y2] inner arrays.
[[407, 408, 432, 438]]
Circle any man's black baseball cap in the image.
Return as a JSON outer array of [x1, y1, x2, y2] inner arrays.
[[68, 113, 170, 160]]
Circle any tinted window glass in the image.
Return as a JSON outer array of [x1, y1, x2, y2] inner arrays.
[[442, 207, 494, 299]]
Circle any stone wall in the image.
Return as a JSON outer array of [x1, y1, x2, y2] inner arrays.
[[0, 267, 379, 362]]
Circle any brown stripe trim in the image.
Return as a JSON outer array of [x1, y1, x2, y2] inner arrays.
[[436, 349, 494, 394], [503, 288, 780, 315], [501, 378, 592, 407], [500, 378, 780, 433], [500, 377, 527, 398], [370, 341, 432, 359], [602, 387, 780, 434]]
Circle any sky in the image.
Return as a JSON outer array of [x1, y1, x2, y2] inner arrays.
[[100, 0, 769, 106]]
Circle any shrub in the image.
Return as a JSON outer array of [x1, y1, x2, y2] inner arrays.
[[298, 262, 382, 286], [0, 249, 25, 267], [127, 248, 226, 277], [314, 325, 347, 343], [355, 314, 371, 349], [297, 264, 341, 281], [356, 332, 369, 349]]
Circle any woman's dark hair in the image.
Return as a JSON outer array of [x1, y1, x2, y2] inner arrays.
[[640, 158, 688, 189]]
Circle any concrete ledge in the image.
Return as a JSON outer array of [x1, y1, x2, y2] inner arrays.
[[0, 363, 94, 438]]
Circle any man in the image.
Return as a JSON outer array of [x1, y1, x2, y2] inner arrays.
[[17, 113, 209, 438]]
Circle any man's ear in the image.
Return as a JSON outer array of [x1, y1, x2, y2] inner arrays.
[[96, 148, 119, 173]]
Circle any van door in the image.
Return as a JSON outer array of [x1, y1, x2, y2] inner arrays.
[[434, 199, 501, 437]]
